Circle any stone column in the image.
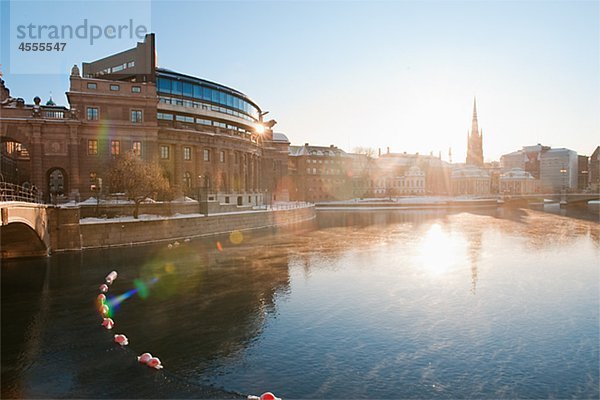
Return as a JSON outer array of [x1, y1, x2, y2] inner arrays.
[[173, 143, 182, 192], [30, 123, 44, 189], [68, 123, 80, 197]]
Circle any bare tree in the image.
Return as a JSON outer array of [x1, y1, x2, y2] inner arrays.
[[108, 151, 171, 219], [352, 146, 377, 159]]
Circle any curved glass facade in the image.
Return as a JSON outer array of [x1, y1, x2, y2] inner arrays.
[[156, 69, 261, 121]]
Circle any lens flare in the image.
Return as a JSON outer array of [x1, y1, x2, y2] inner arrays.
[[229, 230, 244, 245], [164, 263, 175, 274], [216, 241, 223, 252]]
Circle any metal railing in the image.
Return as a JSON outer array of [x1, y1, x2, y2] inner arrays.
[[0, 182, 43, 203]]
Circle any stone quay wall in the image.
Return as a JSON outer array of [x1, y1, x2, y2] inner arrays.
[[76, 206, 315, 250]]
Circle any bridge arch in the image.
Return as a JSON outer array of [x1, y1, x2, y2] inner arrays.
[[0, 203, 50, 258]]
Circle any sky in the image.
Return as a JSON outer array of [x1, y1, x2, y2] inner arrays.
[[1, 0, 598, 162]]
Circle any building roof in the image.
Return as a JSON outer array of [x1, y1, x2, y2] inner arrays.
[[500, 168, 535, 180], [272, 132, 290, 143], [289, 144, 347, 157]]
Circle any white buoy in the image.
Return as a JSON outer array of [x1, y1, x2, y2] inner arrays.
[[114, 334, 129, 346], [99, 284, 109, 293], [100, 304, 110, 317], [146, 357, 163, 369], [101, 318, 114, 329], [137, 352, 153, 364], [105, 271, 118, 285]]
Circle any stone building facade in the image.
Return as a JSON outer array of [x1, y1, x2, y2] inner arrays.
[[0, 34, 287, 205]]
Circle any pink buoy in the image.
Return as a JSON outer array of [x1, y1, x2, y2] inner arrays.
[[114, 334, 129, 346], [260, 392, 280, 400], [99, 284, 109, 293], [97, 293, 106, 304], [105, 271, 118, 285], [100, 304, 110, 317], [101, 318, 114, 329], [146, 357, 163, 369], [137, 352, 153, 364]]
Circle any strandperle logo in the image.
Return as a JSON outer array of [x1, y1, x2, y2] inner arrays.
[[16, 19, 148, 45]]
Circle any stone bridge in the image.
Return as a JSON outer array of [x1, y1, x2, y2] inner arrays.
[[1, 202, 51, 258], [1, 201, 81, 259]]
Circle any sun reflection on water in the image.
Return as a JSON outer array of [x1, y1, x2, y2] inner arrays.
[[415, 223, 467, 276]]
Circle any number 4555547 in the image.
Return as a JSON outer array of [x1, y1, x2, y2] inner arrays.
[[18, 42, 66, 51]]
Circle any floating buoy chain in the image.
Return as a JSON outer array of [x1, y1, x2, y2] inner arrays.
[[96, 270, 163, 370]]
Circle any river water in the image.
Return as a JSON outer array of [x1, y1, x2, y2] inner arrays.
[[2, 208, 599, 399]]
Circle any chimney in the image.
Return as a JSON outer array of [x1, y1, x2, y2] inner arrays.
[[378, 148, 381, 157], [387, 147, 390, 154]]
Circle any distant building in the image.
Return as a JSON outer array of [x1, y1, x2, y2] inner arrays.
[[451, 165, 491, 195], [373, 165, 426, 196], [466, 98, 484, 167], [267, 132, 291, 202], [499, 168, 538, 194], [288, 143, 351, 202], [374, 151, 451, 195], [590, 146, 600, 192], [500, 144, 551, 178], [578, 154, 590, 191], [539, 148, 578, 192]]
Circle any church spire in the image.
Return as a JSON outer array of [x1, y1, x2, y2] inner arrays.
[[466, 97, 484, 166], [471, 97, 480, 138]]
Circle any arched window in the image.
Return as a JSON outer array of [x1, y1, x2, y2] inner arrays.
[[48, 169, 66, 195]]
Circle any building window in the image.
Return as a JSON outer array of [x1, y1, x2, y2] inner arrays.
[[160, 145, 170, 160], [131, 86, 141, 93], [110, 84, 120, 91], [183, 172, 192, 189], [88, 139, 98, 155], [87, 107, 98, 121], [132, 141, 142, 156], [203, 149, 210, 162], [183, 147, 192, 161], [131, 110, 143, 123], [220, 151, 225, 163], [157, 113, 173, 121], [87, 82, 97, 89], [111, 140, 120, 156]]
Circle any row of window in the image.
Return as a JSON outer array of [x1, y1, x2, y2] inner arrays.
[[158, 96, 256, 123], [377, 180, 424, 188], [156, 77, 260, 119], [86, 82, 142, 93], [307, 159, 343, 165], [86, 107, 143, 123], [88, 60, 135, 76], [87, 140, 141, 156], [86, 139, 254, 166], [157, 112, 253, 134], [159, 146, 252, 164], [306, 168, 344, 175]]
